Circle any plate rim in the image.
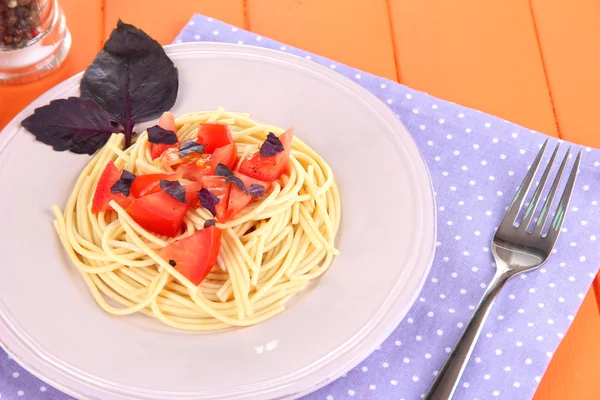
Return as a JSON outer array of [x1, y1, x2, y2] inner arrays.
[[0, 42, 437, 400]]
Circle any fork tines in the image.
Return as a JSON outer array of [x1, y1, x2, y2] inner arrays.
[[499, 139, 582, 240]]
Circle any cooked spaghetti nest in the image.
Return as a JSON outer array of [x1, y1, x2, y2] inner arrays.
[[52, 109, 341, 331]]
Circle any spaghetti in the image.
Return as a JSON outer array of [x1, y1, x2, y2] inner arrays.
[[52, 109, 340, 331]]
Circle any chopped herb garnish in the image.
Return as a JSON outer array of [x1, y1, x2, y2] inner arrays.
[[179, 140, 205, 158], [215, 163, 234, 177], [160, 180, 187, 203], [226, 175, 248, 194], [147, 125, 178, 145], [204, 219, 216, 228], [249, 183, 266, 199], [198, 188, 220, 217], [168, 260, 176, 267], [259, 132, 284, 157], [110, 170, 136, 196]]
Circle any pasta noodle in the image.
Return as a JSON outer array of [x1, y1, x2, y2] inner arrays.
[[52, 109, 341, 331]]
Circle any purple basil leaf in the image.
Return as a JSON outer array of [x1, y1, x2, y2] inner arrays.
[[215, 163, 233, 177], [198, 188, 220, 217], [21, 97, 119, 155], [259, 132, 284, 157], [80, 20, 179, 148], [147, 125, 178, 145], [111, 170, 136, 196], [204, 219, 216, 228], [160, 180, 187, 204], [249, 184, 266, 199], [179, 140, 205, 158], [226, 175, 248, 195]]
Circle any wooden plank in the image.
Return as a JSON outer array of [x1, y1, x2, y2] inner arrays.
[[388, 0, 559, 136], [0, 0, 104, 130], [247, 0, 398, 80], [103, 0, 245, 45], [526, 2, 600, 397], [534, 288, 600, 400], [530, 0, 600, 147]]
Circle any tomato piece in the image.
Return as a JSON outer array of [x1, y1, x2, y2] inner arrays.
[[197, 123, 233, 154], [209, 143, 237, 170], [158, 226, 221, 286], [130, 172, 181, 198], [158, 139, 211, 169], [151, 143, 178, 160], [177, 143, 237, 182], [127, 191, 190, 237], [156, 147, 181, 167], [226, 172, 271, 221], [238, 128, 294, 182], [150, 112, 179, 159], [178, 159, 213, 181], [200, 176, 230, 222], [184, 181, 204, 208], [92, 161, 133, 213]]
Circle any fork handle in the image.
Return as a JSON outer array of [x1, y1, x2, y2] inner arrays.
[[424, 270, 510, 400]]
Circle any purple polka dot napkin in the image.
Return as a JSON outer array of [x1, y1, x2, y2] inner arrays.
[[2, 14, 600, 400]]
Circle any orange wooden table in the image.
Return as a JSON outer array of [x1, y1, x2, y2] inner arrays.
[[2, 1, 600, 398]]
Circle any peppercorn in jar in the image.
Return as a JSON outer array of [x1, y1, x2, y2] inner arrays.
[[1, 0, 41, 49], [0, 0, 70, 84]]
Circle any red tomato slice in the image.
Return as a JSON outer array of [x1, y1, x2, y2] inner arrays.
[[156, 147, 182, 167], [151, 143, 178, 160], [238, 128, 294, 182], [91, 161, 133, 213], [184, 181, 204, 208], [209, 143, 237, 170], [158, 139, 211, 169], [226, 172, 271, 221], [130, 172, 181, 198], [200, 176, 230, 222], [178, 159, 213, 181], [158, 226, 222, 286], [177, 143, 237, 182], [127, 191, 190, 237], [150, 112, 179, 159], [197, 123, 233, 154]]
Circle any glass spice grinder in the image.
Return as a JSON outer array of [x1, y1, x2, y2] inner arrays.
[[0, 0, 71, 84]]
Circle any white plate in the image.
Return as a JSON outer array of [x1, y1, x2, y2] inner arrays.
[[0, 43, 436, 400]]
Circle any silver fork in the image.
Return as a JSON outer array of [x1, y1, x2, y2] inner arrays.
[[425, 139, 582, 400]]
